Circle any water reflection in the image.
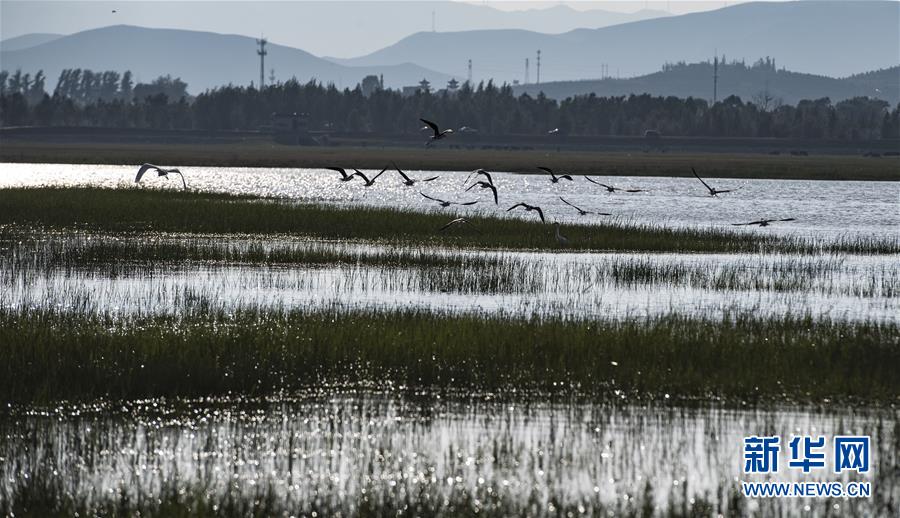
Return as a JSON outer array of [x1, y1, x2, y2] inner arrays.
[[1, 393, 895, 515], [3, 238, 897, 322]]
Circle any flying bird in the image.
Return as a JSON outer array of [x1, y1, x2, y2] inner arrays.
[[135, 163, 187, 190], [464, 169, 494, 187], [554, 223, 570, 247], [325, 167, 355, 182], [420, 118, 453, 146], [420, 192, 477, 207], [466, 181, 498, 204], [394, 163, 439, 186], [439, 217, 479, 233], [507, 202, 545, 223], [352, 167, 387, 187], [732, 218, 796, 227], [537, 166, 573, 184], [692, 167, 732, 196], [584, 177, 645, 193], [559, 196, 611, 216]]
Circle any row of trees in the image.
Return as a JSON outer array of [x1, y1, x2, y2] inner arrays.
[[1, 69, 189, 105], [1, 74, 898, 139], [0, 70, 47, 105]]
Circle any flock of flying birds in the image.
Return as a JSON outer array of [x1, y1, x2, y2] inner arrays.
[[134, 117, 796, 244]]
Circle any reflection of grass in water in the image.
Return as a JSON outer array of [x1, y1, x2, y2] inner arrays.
[[1, 187, 897, 253], [1, 307, 896, 404], [2, 395, 897, 517], [3, 234, 896, 298]]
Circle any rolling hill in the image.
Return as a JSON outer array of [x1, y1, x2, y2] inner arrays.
[[0, 1, 669, 60], [0, 25, 456, 94], [0, 33, 63, 52], [513, 62, 900, 105], [334, 1, 900, 84]]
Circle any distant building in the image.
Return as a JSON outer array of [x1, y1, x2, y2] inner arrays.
[[446, 78, 460, 91], [360, 74, 384, 97], [401, 78, 434, 97]]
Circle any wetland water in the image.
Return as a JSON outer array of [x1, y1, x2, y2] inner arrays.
[[2, 237, 897, 322], [1, 162, 898, 240], [1, 163, 898, 515]]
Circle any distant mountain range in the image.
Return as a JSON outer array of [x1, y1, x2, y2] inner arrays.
[[514, 62, 900, 105], [0, 25, 455, 93], [333, 1, 900, 83], [0, 1, 669, 60], [0, 33, 63, 52]]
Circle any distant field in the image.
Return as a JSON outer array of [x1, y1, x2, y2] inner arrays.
[[2, 139, 899, 181]]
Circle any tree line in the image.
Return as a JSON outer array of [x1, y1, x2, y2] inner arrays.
[[1, 68, 188, 105], [1, 69, 898, 139]]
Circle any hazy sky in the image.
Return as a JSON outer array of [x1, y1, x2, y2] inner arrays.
[[1, 0, 767, 57], [461, 1, 758, 12]]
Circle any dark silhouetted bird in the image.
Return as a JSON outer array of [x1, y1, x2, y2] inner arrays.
[[732, 218, 796, 227], [420, 118, 453, 146], [420, 192, 478, 207], [692, 167, 732, 196], [135, 163, 187, 190], [559, 196, 611, 216], [507, 202, 546, 222], [466, 181, 498, 204], [464, 169, 494, 187], [585, 177, 645, 193], [352, 167, 388, 186], [394, 163, 439, 186], [326, 167, 355, 182], [538, 166, 573, 183]]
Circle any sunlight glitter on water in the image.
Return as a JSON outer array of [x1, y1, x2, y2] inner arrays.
[[1, 162, 897, 240], [3, 249, 897, 322], [1, 394, 896, 515]]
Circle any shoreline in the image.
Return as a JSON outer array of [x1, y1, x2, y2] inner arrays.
[[3, 140, 899, 181]]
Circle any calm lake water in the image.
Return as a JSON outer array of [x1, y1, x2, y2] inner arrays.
[[1, 162, 898, 241]]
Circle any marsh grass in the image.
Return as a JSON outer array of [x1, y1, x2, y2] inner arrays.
[[0, 470, 748, 517], [3, 233, 896, 298], [0, 307, 896, 404], [2, 186, 896, 253]]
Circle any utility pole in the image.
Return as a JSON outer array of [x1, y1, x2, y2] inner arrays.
[[525, 58, 529, 84], [467, 59, 472, 84], [256, 38, 268, 89], [432, 10, 436, 32], [713, 54, 719, 103], [536, 50, 541, 84]]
